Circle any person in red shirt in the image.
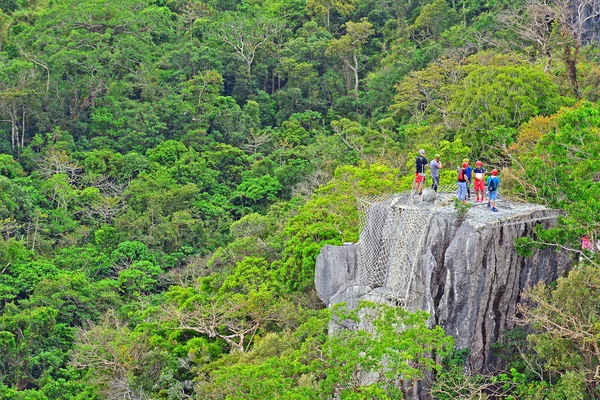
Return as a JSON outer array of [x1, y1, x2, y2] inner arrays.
[[473, 161, 485, 202]]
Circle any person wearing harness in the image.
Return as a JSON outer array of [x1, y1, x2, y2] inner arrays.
[[415, 149, 428, 195], [457, 161, 469, 204], [430, 154, 442, 192], [486, 169, 500, 212], [473, 161, 485, 202]]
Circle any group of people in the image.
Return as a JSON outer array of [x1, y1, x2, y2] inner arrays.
[[415, 149, 501, 212]]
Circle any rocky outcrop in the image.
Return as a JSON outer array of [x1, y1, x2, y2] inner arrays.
[[315, 191, 571, 371], [315, 244, 358, 306]]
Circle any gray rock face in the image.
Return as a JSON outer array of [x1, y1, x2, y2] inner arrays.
[[315, 244, 358, 304], [315, 194, 571, 370]]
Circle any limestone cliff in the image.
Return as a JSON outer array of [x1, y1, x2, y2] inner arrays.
[[315, 191, 571, 370]]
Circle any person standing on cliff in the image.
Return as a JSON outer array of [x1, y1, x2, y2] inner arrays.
[[457, 161, 469, 204], [430, 154, 442, 192], [415, 149, 428, 195], [487, 169, 500, 212], [463, 158, 473, 200], [473, 161, 485, 202]]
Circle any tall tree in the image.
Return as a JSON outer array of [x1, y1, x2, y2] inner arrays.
[[326, 18, 374, 98], [215, 13, 284, 77], [501, 0, 600, 97], [554, 0, 600, 98], [306, 0, 354, 28], [0, 10, 11, 53], [498, 0, 557, 72], [0, 60, 36, 152]]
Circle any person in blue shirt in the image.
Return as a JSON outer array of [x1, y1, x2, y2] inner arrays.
[[463, 158, 473, 200], [486, 169, 500, 212]]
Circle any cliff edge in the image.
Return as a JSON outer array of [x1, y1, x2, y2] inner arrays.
[[315, 190, 571, 370]]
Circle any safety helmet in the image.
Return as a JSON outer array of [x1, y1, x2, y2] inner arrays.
[[435, 154, 441, 159], [462, 162, 469, 168], [419, 149, 425, 155], [476, 160, 482, 166], [491, 169, 498, 175], [463, 158, 469, 163]]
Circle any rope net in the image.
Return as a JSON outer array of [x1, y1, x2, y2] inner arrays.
[[356, 194, 433, 309]]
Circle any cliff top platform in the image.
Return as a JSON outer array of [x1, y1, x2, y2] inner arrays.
[[358, 188, 555, 232]]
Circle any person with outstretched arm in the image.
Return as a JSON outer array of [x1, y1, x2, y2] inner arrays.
[[487, 169, 500, 212]]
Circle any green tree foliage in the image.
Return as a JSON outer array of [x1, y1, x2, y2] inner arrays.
[[451, 63, 565, 153], [411, 0, 459, 42], [506, 101, 600, 249], [70, 311, 164, 399], [0, 0, 599, 397], [326, 18, 374, 98], [323, 302, 454, 398], [194, 302, 454, 399], [517, 265, 600, 399], [0, 306, 73, 392], [307, 0, 355, 28], [393, 53, 568, 157], [278, 163, 398, 292]]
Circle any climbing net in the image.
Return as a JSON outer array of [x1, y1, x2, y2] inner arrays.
[[356, 194, 435, 309]]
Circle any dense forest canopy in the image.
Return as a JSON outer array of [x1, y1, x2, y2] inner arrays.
[[0, 0, 599, 398]]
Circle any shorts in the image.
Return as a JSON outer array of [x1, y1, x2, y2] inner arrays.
[[415, 173, 425, 183], [474, 180, 485, 191], [488, 190, 498, 201]]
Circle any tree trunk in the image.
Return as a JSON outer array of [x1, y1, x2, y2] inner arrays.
[[544, 49, 552, 73], [563, 44, 580, 98], [352, 47, 359, 98], [271, 69, 275, 94], [11, 117, 16, 151], [10, 112, 19, 151], [21, 109, 25, 153]]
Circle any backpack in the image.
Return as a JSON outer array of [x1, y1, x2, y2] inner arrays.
[[488, 177, 498, 191], [458, 168, 465, 181]]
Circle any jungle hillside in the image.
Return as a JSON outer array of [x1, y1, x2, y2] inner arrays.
[[1, 0, 600, 398]]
